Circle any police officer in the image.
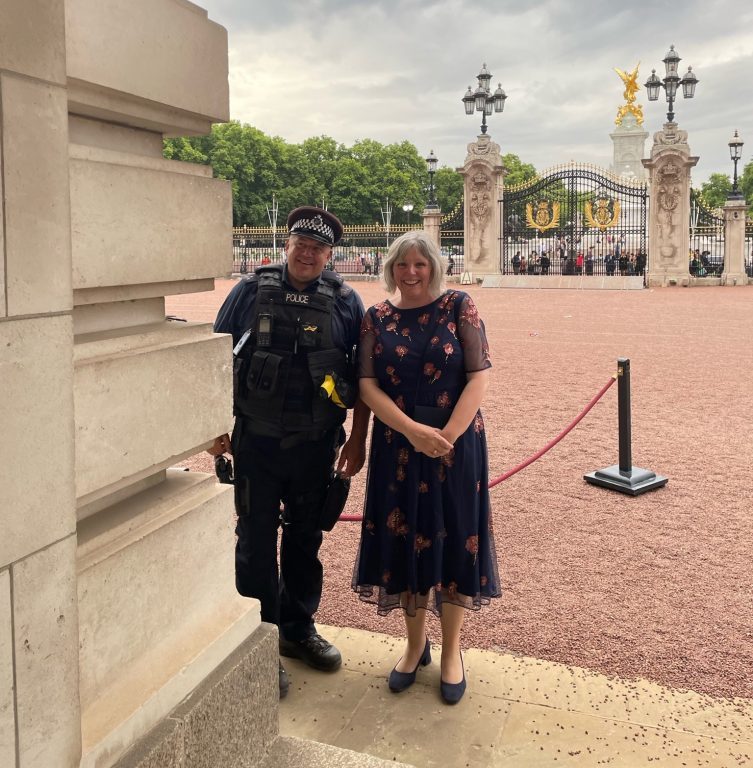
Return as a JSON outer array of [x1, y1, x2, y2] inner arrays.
[[210, 206, 369, 698]]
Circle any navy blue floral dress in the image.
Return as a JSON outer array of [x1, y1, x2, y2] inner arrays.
[[352, 290, 501, 616]]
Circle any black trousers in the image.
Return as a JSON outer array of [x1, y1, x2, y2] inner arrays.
[[231, 419, 338, 641]]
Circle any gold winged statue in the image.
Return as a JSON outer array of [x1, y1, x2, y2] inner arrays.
[[614, 63, 643, 126]]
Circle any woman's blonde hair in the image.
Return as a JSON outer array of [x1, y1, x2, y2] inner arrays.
[[382, 230, 446, 297]]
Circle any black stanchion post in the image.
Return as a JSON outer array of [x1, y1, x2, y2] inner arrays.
[[584, 357, 668, 496], [617, 358, 632, 473]]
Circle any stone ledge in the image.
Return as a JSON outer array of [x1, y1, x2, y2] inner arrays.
[[482, 275, 645, 290], [114, 623, 278, 768], [259, 736, 415, 768]]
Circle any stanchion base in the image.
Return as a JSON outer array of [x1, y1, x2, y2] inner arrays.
[[584, 465, 668, 496]]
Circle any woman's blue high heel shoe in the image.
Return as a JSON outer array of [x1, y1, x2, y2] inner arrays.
[[388, 637, 431, 692], [440, 652, 466, 704]]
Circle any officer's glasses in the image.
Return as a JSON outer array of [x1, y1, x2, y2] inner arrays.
[[289, 237, 330, 257]]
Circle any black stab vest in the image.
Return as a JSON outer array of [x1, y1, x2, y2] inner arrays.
[[232, 264, 352, 436]]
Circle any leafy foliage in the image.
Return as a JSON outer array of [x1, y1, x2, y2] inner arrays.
[[502, 153, 538, 187], [700, 173, 732, 210], [164, 122, 536, 226]]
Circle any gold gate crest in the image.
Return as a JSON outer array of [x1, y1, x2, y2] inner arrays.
[[584, 198, 620, 231], [525, 200, 560, 232]]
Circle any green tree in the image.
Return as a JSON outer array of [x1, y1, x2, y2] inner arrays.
[[739, 158, 753, 212], [164, 125, 540, 226], [434, 167, 463, 214], [502, 153, 538, 187], [700, 173, 732, 210]]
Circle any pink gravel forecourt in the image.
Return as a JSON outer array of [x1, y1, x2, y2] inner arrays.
[[169, 279, 753, 702]]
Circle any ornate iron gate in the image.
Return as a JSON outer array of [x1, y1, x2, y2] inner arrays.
[[440, 198, 464, 275], [501, 164, 648, 279], [689, 189, 725, 276]]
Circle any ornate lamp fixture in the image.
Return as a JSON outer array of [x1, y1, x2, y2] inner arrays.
[[644, 44, 698, 123], [461, 63, 506, 135], [425, 150, 439, 210], [728, 130, 744, 200], [402, 202, 414, 226]]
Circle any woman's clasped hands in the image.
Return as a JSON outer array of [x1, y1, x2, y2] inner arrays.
[[407, 423, 454, 458]]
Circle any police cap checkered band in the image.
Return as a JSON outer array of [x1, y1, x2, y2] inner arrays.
[[287, 206, 343, 246]]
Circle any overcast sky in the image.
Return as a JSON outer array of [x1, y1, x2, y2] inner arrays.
[[200, 0, 753, 186]]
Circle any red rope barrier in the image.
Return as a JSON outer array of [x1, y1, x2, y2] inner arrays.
[[338, 374, 617, 522], [487, 374, 616, 488]]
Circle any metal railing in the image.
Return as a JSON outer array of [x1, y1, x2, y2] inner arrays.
[[232, 224, 465, 276]]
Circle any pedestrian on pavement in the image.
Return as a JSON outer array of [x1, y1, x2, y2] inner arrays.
[[352, 230, 500, 705], [210, 206, 370, 698]]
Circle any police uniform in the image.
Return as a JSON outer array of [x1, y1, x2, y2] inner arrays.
[[214, 207, 364, 678]]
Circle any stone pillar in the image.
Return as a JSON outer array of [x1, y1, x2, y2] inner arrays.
[[642, 123, 699, 287], [610, 113, 648, 180], [3, 2, 265, 767], [0, 2, 82, 766], [720, 198, 749, 285], [421, 208, 442, 253], [459, 134, 505, 276]]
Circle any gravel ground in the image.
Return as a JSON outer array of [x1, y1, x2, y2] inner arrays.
[[168, 278, 753, 701]]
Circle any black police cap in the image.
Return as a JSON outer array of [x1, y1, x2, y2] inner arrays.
[[287, 206, 343, 246]]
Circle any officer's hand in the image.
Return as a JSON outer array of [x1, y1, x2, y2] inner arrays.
[[207, 434, 232, 457], [337, 436, 366, 478]]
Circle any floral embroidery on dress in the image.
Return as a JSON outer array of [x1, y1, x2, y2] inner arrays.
[[398, 448, 410, 465], [384, 427, 393, 443], [465, 535, 479, 562], [460, 298, 481, 329], [418, 312, 430, 329], [473, 413, 485, 433], [401, 327, 412, 341], [396, 465, 406, 482], [386, 321, 398, 334], [382, 570, 391, 584], [395, 345, 409, 360], [443, 342, 454, 361], [440, 449, 455, 468], [418, 481, 429, 493], [386, 366, 400, 385], [436, 391, 451, 409], [375, 302, 391, 321], [423, 362, 441, 384], [386, 508, 408, 535], [414, 534, 431, 553]]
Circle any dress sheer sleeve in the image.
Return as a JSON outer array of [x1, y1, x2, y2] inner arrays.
[[357, 309, 379, 378], [457, 294, 492, 373]]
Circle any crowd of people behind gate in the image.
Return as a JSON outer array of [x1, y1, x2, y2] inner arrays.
[[509, 234, 646, 277]]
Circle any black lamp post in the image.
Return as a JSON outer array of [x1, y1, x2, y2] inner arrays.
[[728, 130, 744, 199], [644, 44, 698, 123], [402, 202, 414, 226], [462, 63, 506, 135], [425, 150, 439, 210]]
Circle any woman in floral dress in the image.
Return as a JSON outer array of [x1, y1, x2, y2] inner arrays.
[[353, 231, 500, 704]]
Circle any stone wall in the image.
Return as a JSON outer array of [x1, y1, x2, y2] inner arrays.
[[1, 2, 261, 766]]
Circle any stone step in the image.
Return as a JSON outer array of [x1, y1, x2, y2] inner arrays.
[[259, 736, 414, 768]]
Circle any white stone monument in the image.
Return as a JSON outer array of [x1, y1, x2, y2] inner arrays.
[[611, 113, 648, 180], [610, 65, 648, 181]]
